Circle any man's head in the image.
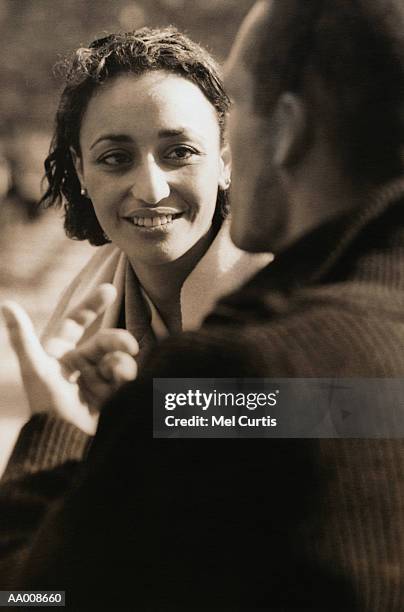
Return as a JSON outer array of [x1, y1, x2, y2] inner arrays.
[[226, 0, 404, 253]]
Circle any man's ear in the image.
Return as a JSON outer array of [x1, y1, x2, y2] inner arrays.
[[70, 147, 85, 186], [272, 92, 307, 169], [218, 143, 232, 190]]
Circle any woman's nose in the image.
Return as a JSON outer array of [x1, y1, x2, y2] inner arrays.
[[130, 158, 170, 204]]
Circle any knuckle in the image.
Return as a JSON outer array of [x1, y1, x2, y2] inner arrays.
[[100, 329, 138, 352]]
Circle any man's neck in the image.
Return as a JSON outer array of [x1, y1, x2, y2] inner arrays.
[[284, 144, 366, 251]]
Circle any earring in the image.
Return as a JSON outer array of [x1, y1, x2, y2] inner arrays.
[[225, 177, 231, 189], [80, 187, 88, 196]]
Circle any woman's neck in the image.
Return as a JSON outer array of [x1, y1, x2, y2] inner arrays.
[[129, 227, 216, 332]]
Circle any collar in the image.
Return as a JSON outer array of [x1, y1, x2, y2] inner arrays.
[[180, 219, 272, 330], [140, 288, 169, 340], [210, 178, 404, 321], [121, 219, 271, 352], [256, 178, 404, 290]]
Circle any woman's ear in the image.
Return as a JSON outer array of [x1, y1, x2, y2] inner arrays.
[[70, 147, 85, 187], [272, 92, 307, 169], [218, 143, 232, 190]]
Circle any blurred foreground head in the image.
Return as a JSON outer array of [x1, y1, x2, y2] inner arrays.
[[226, 0, 404, 253], [40, 27, 230, 245]]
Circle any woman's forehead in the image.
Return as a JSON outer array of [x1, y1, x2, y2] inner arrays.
[[80, 71, 220, 146]]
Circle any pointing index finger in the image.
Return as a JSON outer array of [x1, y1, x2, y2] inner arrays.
[[68, 284, 117, 328], [1, 301, 47, 375], [45, 284, 117, 357]]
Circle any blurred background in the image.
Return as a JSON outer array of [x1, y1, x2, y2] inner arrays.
[[0, 0, 256, 472]]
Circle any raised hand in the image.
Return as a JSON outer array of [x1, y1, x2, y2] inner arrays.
[[61, 327, 138, 411], [1, 284, 138, 434]]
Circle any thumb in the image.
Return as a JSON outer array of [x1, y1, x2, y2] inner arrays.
[[1, 301, 47, 377]]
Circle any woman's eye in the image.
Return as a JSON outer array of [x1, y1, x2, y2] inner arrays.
[[98, 152, 132, 167], [165, 146, 199, 162]]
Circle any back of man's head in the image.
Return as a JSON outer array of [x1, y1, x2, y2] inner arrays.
[[250, 0, 404, 187]]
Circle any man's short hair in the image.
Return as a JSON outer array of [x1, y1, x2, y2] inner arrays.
[[250, 0, 404, 185]]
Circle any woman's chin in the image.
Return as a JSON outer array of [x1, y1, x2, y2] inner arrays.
[[127, 248, 188, 269]]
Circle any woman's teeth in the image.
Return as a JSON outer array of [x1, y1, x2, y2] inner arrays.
[[132, 214, 173, 227]]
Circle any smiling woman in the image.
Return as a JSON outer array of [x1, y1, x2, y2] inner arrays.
[[39, 28, 271, 383], [74, 71, 225, 270]]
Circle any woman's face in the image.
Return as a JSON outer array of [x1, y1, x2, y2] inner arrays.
[[74, 71, 230, 267]]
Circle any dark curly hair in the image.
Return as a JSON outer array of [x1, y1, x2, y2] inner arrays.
[[40, 27, 231, 245], [250, 0, 404, 186]]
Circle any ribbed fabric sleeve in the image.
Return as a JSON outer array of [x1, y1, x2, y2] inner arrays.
[[0, 414, 90, 588], [1, 414, 91, 483]]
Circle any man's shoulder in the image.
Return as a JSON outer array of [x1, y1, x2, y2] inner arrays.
[[203, 276, 404, 377], [209, 273, 404, 326]]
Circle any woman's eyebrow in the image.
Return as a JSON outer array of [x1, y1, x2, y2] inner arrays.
[[90, 134, 133, 150], [89, 128, 205, 149]]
